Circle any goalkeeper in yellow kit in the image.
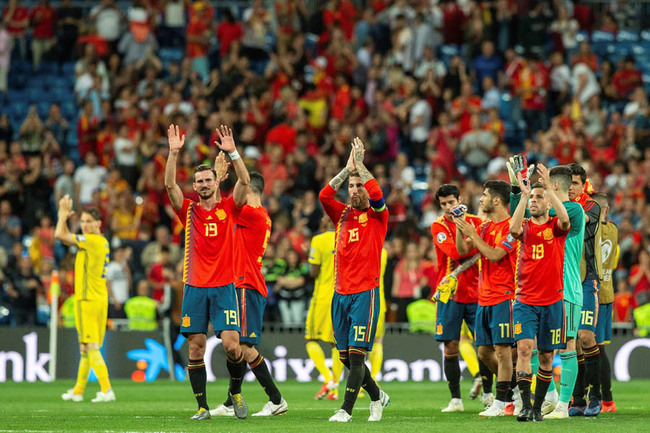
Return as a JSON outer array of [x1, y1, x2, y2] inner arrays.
[[56, 195, 115, 403]]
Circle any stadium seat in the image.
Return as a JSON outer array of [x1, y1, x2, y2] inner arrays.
[[36, 102, 51, 119], [499, 94, 513, 119], [37, 61, 59, 75], [575, 31, 589, 43], [26, 88, 43, 103], [51, 87, 74, 103], [61, 101, 77, 121], [642, 30, 650, 42], [8, 73, 27, 90], [60, 62, 76, 77], [11, 102, 29, 124], [159, 47, 184, 62], [617, 30, 639, 42], [592, 30, 615, 42]]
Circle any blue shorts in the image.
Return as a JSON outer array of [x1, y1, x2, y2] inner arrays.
[[180, 283, 240, 336], [435, 300, 477, 342], [475, 300, 514, 347], [579, 279, 600, 333], [596, 303, 613, 344], [331, 287, 380, 352], [236, 287, 266, 346], [513, 299, 566, 351]]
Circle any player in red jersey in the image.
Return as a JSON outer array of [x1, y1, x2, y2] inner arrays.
[[165, 124, 250, 420], [430, 184, 485, 412], [456, 180, 517, 416], [319, 137, 390, 423], [210, 172, 287, 417], [509, 166, 570, 422]]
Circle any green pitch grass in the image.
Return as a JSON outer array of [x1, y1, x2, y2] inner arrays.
[[1, 380, 648, 432]]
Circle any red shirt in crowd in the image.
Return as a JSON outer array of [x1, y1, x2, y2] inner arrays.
[[216, 20, 243, 56], [30, 5, 56, 39], [3, 5, 29, 36]]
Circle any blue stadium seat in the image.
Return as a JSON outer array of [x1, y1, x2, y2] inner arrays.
[[576, 31, 589, 43], [592, 31, 615, 42], [11, 102, 29, 124], [37, 61, 59, 75], [26, 88, 44, 103], [60, 62, 76, 77], [8, 89, 28, 103], [159, 47, 184, 62], [61, 101, 77, 121], [8, 73, 27, 89], [36, 102, 51, 119], [617, 30, 639, 42], [50, 76, 74, 90], [51, 87, 74, 103], [499, 94, 513, 119]]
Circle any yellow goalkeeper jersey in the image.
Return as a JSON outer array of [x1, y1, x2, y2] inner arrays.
[[308, 231, 335, 303], [74, 233, 110, 302]]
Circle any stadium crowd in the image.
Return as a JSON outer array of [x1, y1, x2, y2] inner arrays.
[[0, 0, 649, 331]]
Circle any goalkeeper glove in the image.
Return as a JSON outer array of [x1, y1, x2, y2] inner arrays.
[[433, 275, 458, 304], [508, 154, 536, 187]]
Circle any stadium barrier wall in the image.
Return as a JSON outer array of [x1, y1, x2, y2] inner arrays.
[[1, 327, 649, 382]]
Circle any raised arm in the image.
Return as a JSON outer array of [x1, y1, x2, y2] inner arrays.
[[54, 195, 77, 246], [164, 124, 185, 210], [215, 125, 249, 206], [510, 172, 530, 238], [351, 137, 375, 184], [538, 164, 570, 231], [455, 216, 473, 255], [329, 149, 354, 191]]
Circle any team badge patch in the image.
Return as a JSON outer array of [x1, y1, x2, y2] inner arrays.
[[514, 323, 522, 334], [216, 209, 227, 220], [542, 228, 553, 241], [507, 234, 515, 243], [436, 324, 443, 335], [437, 233, 447, 243], [359, 213, 368, 224], [182, 316, 191, 327]]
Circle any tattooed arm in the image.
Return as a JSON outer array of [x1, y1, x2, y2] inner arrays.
[[329, 148, 355, 190], [351, 137, 374, 183]]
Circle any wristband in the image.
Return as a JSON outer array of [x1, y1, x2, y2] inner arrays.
[[229, 150, 240, 161]]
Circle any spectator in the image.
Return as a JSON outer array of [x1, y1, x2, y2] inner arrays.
[[0, 23, 10, 101], [472, 41, 503, 89], [275, 249, 308, 326], [110, 190, 142, 242], [611, 56, 643, 101], [391, 241, 428, 322], [140, 224, 181, 271], [89, 0, 125, 53], [74, 151, 107, 208], [147, 244, 174, 304], [549, 51, 571, 114], [45, 104, 69, 149], [5, 252, 41, 326], [29, 0, 56, 70], [113, 123, 139, 189], [55, 0, 81, 62], [630, 249, 650, 308], [414, 46, 446, 80], [571, 41, 598, 72], [216, 8, 243, 58], [550, 5, 578, 55], [458, 113, 496, 181], [124, 279, 158, 331], [185, 1, 211, 83], [106, 245, 132, 319], [2, 0, 29, 60], [481, 76, 501, 110], [572, 60, 600, 107], [54, 158, 75, 208], [518, 1, 548, 56], [21, 156, 51, 231], [614, 280, 634, 322], [0, 159, 22, 213], [515, 54, 549, 137], [0, 200, 21, 251], [159, 0, 186, 48], [19, 106, 45, 154]]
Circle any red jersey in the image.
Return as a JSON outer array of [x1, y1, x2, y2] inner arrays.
[[234, 205, 272, 297], [476, 218, 517, 306], [514, 217, 569, 306], [431, 214, 482, 303], [174, 197, 242, 287], [319, 179, 388, 295]]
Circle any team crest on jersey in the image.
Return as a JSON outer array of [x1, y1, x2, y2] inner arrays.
[[216, 209, 227, 221], [182, 316, 190, 327], [359, 212, 368, 225], [436, 324, 443, 335], [542, 228, 553, 241], [437, 233, 447, 243], [514, 323, 522, 334]]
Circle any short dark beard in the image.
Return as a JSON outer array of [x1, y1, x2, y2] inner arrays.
[[198, 190, 215, 200]]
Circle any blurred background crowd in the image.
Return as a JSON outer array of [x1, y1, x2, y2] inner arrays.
[[1, 0, 649, 333]]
